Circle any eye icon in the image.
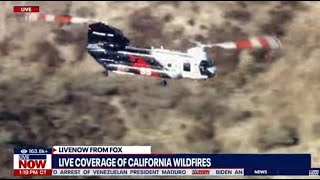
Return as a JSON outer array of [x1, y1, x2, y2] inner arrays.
[[21, 149, 27, 154]]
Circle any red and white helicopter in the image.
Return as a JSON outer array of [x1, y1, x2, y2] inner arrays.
[[24, 13, 282, 86]]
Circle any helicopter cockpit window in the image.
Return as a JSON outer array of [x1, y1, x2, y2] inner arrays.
[[183, 63, 191, 72]]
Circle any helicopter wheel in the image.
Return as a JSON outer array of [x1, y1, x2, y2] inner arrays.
[[160, 79, 167, 87], [102, 70, 108, 77]]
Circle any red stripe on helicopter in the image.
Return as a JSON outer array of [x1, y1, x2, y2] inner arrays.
[[54, 16, 72, 23], [258, 37, 270, 49], [236, 40, 252, 49], [129, 55, 159, 77]]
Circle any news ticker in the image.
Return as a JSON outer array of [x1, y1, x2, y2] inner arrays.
[[14, 146, 320, 176]]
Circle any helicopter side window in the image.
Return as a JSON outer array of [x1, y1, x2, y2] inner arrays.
[[183, 63, 191, 72]]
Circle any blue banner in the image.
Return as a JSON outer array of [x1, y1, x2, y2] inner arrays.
[[52, 154, 311, 169], [14, 148, 52, 154], [19, 155, 47, 160]]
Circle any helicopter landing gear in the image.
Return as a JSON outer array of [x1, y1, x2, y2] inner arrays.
[[160, 79, 167, 87], [102, 70, 108, 77]]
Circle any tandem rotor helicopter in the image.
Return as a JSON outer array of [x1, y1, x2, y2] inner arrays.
[[23, 13, 282, 86]]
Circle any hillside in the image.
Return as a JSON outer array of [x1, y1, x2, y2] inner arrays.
[[0, 1, 319, 178]]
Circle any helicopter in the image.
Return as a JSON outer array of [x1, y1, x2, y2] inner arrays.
[[87, 22, 282, 86], [23, 13, 282, 86]]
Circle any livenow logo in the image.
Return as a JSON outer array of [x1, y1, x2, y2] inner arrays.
[[18, 155, 47, 169], [19, 160, 46, 169], [13, 148, 52, 176]]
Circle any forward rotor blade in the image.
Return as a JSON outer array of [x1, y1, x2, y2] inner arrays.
[[205, 36, 282, 50], [24, 13, 100, 24]]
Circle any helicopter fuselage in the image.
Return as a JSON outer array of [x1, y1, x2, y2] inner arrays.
[[87, 22, 216, 81]]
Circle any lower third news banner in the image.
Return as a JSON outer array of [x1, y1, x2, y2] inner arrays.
[[13, 146, 320, 176]]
